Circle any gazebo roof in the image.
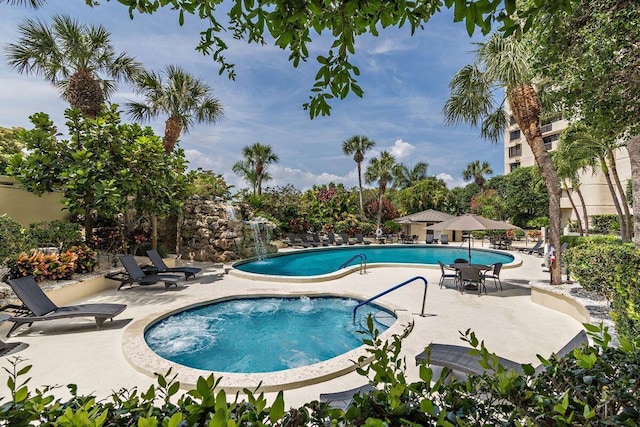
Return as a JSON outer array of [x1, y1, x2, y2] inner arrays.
[[394, 209, 455, 223]]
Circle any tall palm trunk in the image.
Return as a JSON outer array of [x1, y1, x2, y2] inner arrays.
[[508, 84, 562, 285], [357, 161, 364, 221], [256, 162, 264, 196], [600, 158, 627, 240], [563, 182, 584, 235], [575, 187, 589, 235], [163, 116, 182, 153], [66, 69, 105, 119], [628, 135, 640, 249], [377, 182, 386, 230], [607, 149, 632, 241]]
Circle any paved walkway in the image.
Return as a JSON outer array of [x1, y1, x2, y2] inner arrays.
[[0, 244, 584, 409]]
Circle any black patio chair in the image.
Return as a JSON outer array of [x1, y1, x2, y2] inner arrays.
[[106, 255, 183, 290], [482, 262, 503, 291], [146, 250, 201, 280]]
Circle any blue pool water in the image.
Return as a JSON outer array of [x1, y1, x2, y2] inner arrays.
[[145, 297, 394, 373], [234, 245, 514, 276]]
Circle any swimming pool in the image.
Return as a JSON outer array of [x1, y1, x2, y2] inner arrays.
[[144, 296, 395, 373], [233, 245, 515, 277]]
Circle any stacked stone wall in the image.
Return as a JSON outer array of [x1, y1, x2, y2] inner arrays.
[[179, 196, 276, 262]]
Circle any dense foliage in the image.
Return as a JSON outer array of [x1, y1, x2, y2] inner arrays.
[[0, 126, 23, 174], [564, 238, 640, 341], [0, 215, 32, 265], [26, 220, 82, 252], [108, 0, 578, 117], [7, 106, 191, 243], [1, 321, 638, 426]]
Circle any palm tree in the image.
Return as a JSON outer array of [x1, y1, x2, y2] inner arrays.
[[126, 65, 224, 153], [364, 151, 396, 230], [393, 162, 429, 189], [558, 123, 632, 241], [462, 160, 493, 191], [233, 143, 279, 196], [6, 15, 141, 118], [443, 33, 563, 285], [342, 135, 376, 220], [1, 0, 45, 7]]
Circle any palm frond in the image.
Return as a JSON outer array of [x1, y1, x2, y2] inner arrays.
[[480, 108, 508, 143], [443, 64, 495, 126]]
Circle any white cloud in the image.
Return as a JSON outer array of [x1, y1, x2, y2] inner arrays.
[[389, 139, 415, 160], [437, 173, 467, 189]]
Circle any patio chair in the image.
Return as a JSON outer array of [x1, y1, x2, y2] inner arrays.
[[146, 250, 201, 280], [415, 329, 588, 377], [482, 262, 503, 291], [438, 261, 459, 290], [319, 384, 375, 410], [107, 255, 183, 290], [459, 265, 486, 296], [326, 232, 342, 246], [355, 234, 371, 245], [425, 234, 434, 244], [4, 276, 127, 337], [440, 234, 449, 244]]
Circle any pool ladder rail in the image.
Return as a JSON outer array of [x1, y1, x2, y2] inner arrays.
[[339, 253, 367, 274], [352, 276, 429, 322]]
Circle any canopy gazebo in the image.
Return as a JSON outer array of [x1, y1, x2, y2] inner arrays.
[[393, 209, 455, 243]]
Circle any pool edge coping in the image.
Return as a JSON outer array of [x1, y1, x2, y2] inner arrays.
[[121, 291, 415, 393], [227, 247, 522, 283]]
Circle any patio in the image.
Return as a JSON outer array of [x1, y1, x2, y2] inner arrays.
[[0, 247, 591, 409]]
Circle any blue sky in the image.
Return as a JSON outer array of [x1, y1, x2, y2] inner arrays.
[[0, 2, 504, 191]]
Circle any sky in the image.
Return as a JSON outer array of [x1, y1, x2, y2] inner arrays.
[[0, 1, 505, 192]]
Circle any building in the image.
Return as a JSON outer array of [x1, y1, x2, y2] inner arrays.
[[503, 108, 631, 232]]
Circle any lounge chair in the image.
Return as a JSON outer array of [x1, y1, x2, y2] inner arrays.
[[440, 234, 449, 244], [106, 255, 182, 290], [4, 276, 127, 337], [146, 250, 201, 280], [340, 233, 355, 245], [311, 232, 329, 246], [482, 262, 503, 291], [354, 234, 371, 245], [519, 240, 543, 254], [300, 233, 319, 247], [415, 329, 588, 377], [326, 232, 342, 246], [286, 233, 309, 248], [319, 384, 375, 410], [425, 234, 434, 244]]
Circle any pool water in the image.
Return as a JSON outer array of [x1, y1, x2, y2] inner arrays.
[[144, 297, 394, 373], [234, 245, 514, 276]]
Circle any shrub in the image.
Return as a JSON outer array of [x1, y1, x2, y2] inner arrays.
[[564, 239, 640, 341], [526, 216, 549, 228], [1, 322, 638, 426], [7, 250, 77, 281], [68, 244, 98, 273], [0, 214, 33, 265], [526, 229, 542, 240], [27, 220, 82, 251], [591, 214, 620, 234]]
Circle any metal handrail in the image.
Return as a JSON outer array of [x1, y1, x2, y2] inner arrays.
[[339, 253, 367, 274], [353, 276, 429, 321]]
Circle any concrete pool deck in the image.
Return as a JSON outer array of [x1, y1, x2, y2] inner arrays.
[[0, 245, 595, 409]]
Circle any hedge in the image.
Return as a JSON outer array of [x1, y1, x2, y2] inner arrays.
[[1, 322, 639, 426], [564, 239, 640, 341]]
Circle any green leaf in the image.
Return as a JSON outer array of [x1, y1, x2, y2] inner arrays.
[[453, 0, 466, 22], [505, 0, 516, 15], [269, 390, 285, 423]]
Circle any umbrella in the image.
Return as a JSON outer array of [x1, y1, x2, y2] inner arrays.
[[425, 214, 521, 261]]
